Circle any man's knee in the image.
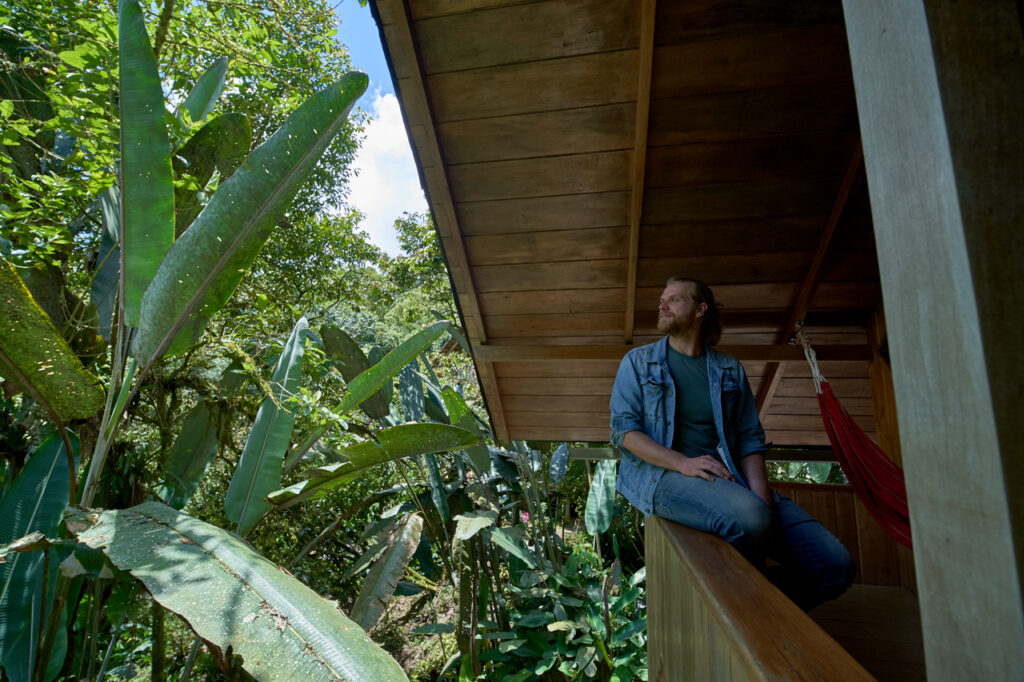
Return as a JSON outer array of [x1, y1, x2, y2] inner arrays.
[[817, 543, 856, 599], [714, 498, 771, 549]]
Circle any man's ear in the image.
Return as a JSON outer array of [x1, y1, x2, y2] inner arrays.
[[696, 302, 708, 318]]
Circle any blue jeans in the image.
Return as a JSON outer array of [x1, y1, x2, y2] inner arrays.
[[652, 470, 855, 611]]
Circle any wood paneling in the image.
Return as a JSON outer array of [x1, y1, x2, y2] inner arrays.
[[648, 82, 858, 146], [474, 259, 627, 293], [505, 410, 609, 428], [644, 133, 857, 188], [499, 376, 615, 396], [486, 312, 622, 337], [503, 394, 610, 413], [428, 50, 637, 122], [479, 288, 624, 316], [654, 0, 844, 45], [468, 226, 628, 266], [450, 150, 631, 202], [493, 360, 622, 378], [415, 0, 638, 74], [651, 24, 852, 99], [642, 180, 843, 224], [458, 191, 630, 236], [438, 104, 634, 164]]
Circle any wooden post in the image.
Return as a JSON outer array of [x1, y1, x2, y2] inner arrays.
[[842, 1, 1024, 678]]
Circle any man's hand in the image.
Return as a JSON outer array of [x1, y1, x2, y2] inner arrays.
[[677, 455, 734, 482]]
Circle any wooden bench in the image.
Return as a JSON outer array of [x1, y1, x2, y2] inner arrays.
[[646, 515, 876, 681]]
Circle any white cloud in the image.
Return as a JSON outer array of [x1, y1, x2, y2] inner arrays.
[[344, 90, 427, 256]]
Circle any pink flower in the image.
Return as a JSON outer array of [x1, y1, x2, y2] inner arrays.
[[520, 512, 530, 523]]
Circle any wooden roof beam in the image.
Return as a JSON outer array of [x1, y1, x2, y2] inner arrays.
[[624, 0, 656, 344], [757, 140, 864, 418], [476, 344, 871, 363]]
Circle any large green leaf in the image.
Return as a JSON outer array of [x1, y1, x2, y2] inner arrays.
[[72, 502, 408, 681], [158, 400, 220, 509], [0, 432, 75, 673], [179, 56, 228, 124], [584, 459, 617, 535], [335, 321, 448, 415], [441, 388, 490, 473], [173, 113, 252, 237], [118, 0, 175, 326], [320, 325, 390, 419], [268, 423, 479, 509], [225, 318, 307, 535], [131, 71, 368, 365], [423, 453, 449, 522], [0, 260, 105, 421], [397, 362, 425, 420], [350, 514, 423, 630]]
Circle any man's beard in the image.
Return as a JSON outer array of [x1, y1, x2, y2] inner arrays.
[[658, 314, 683, 335]]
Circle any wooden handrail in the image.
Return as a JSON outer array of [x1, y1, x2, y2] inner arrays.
[[647, 516, 874, 681]]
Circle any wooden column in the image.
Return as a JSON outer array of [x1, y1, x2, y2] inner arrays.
[[843, 1, 1024, 678]]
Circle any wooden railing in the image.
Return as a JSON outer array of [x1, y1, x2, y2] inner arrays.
[[646, 515, 875, 681]]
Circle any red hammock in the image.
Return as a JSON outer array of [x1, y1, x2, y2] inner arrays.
[[800, 333, 913, 548]]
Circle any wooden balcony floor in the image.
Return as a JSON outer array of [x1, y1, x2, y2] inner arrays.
[[810, 584, 926, 681]]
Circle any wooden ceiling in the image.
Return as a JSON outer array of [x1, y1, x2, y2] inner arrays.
[[372, 0, 882, 446]]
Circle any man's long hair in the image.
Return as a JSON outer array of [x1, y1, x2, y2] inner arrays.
[[666, 275, 722, 346]]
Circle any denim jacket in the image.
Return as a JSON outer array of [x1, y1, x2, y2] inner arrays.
[[609, 336, 768, 515]]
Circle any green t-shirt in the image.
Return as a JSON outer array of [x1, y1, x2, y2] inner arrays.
[[666, 345, 719, 456]]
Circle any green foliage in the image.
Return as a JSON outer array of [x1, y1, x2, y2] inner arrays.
[[584, 459, 617, 535], [118, 0, 175, 326], [0, 431, 75, 681], [225, 317, 308, 535], [72, 501, 410, 680], [767, 460, 847, 485], [479, 548, 647, 682]]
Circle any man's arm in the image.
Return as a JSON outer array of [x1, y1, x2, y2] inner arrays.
[[739, 453, 772, 508], [622, 431, 734, 483]]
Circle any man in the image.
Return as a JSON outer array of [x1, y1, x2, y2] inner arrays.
[[610, 276, 853, 610]]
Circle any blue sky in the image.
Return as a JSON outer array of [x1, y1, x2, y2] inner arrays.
[[333, 0, 426, 256]]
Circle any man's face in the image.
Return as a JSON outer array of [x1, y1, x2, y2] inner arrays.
[[657, 281, 706, 336]]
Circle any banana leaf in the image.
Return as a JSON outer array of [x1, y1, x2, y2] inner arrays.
[[268, 423, 479, 509], [441, 388, 490, 473], [423, 453, 448, 522], [131, 71, 368, 365], [71, 501, 408, 681], [173, 112, 251, 237], [335, 321, 447, 415], [397, 362, 425, 421], [584, 459, 617, 535], [548, 442, 569, 483], [118, 0, 175, 326], [225, 318, 307, 536], [0, 433, 75, 676], [320, 325, 390, 419], [178, 56, 227, 124], [158, 399, 220, 509], [350, 514, 423, 630], [0, 260, 105, 421]]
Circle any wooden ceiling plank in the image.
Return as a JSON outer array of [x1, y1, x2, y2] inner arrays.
[[428, 50, 637, 122], [414, 0, 638, 75], [625, 0, 657, 344], [757, 141, 864, 417], [449, 150, 632, 202], [467, 226, 630, 266], [459, 191, 631, 236], [439, 103, 635, 164]]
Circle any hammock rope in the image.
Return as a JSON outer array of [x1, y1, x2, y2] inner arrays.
[[798, 330, 913, 548]]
